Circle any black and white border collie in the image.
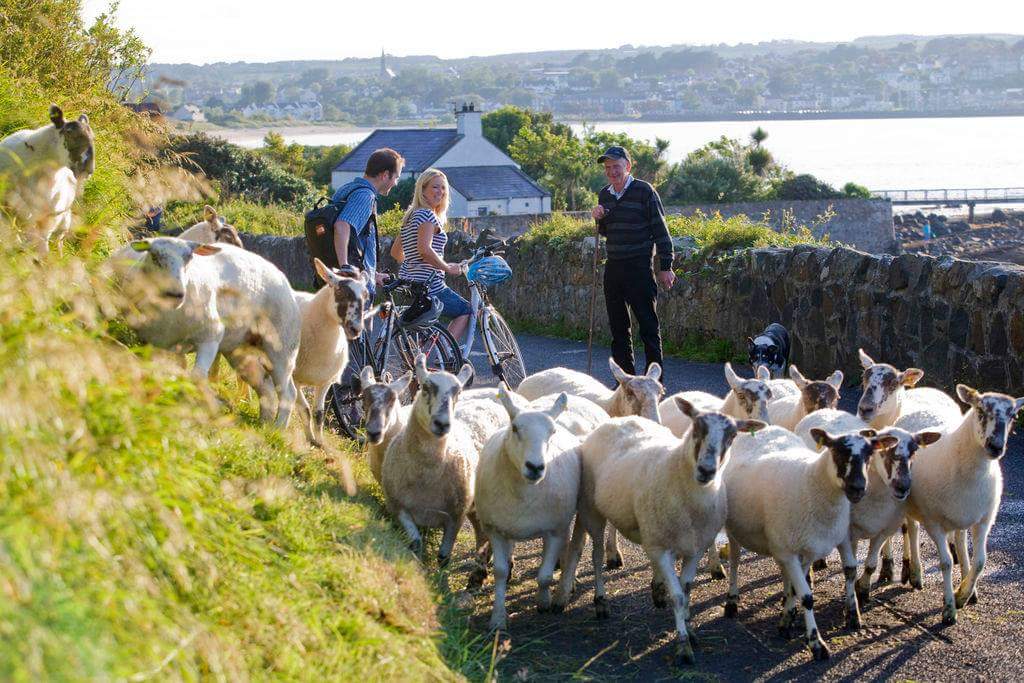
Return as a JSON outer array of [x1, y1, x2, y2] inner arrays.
[[747, 323, 791, 379]]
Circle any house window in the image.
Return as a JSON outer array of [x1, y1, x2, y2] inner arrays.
[[477, 207, 488, 216], [525, 201, 530, 208]]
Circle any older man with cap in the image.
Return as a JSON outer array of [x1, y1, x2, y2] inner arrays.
[[591, 145, 675, 383]]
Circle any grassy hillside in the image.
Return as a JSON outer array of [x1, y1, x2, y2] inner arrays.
[[0, 16, 489, 679]]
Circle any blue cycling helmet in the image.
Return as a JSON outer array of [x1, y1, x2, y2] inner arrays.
[[467, 255, 512, 286]]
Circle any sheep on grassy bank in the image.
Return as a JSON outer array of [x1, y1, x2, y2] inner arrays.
[[358, 366, 413, 485], [517, 358, 664, 422], [565, 399, 765, 665], [177, 205, 244, 247], [0, 105, 94, 256], [120, 237, 301, 428], [905, 384, 1024, 625], [766, 365, 842, 431], [723, 426, 888, 660], [381, 355, 487, 567], [661, 363, 772, 438], [292, 259, 377, 446], [474, 389, 580, 631]]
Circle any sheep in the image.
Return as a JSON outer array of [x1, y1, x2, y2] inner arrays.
[[0, 105, 94, 256], [474, 388, 580, 631], [856, 348, 961, 429], [177, 205, 245, 247], [292, 258, 378, 446], [766, 365, 843, 431], [564, 399, 765, 665], [904, 384, 1024, 625], [517, 358, 664, 423], [455, 396, 511, 453], [381, 354, 487, 566], [660, 363, 772, 438], [357, 366, 413, 485], [723, 426, 886, 660], [464, 386, 606, 438], [120, 237, 301, 428]]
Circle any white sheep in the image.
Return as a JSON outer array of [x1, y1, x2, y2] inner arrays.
[[0, 105, 94, 256], [358, 367, 413, 485], [723, 426, 884, 660], [474, 388, 580, 631], [292, 259, 378, 446], [177, 205, 245, 247], [517, 358, 664, 423], [660, 363, 772, 438], [904, 384, 1024, 625], [455, 396, 511, 453], [856, 348, 961, 429], [463, 386, 606, 438], [564, 399, 765, 665], [766, 365, 843, 431], [381, 355, 487, 566], [119, 237, 301, 428]]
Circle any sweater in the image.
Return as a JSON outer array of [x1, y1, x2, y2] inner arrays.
[[597, 178, 673, 270]]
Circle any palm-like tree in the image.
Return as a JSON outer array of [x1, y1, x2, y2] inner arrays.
[[750, 127, 768, 148]]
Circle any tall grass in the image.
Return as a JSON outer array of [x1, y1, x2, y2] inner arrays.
[[1, 26, 489, 681]]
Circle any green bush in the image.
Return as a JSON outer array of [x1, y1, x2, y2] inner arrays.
[[164, 199, 304, 236], [842, 181, 872, 198], [167, 133, 318, 209], [775, 173, 842, 200]]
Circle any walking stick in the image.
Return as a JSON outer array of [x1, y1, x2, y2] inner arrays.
[[586, 218, 601, 375]]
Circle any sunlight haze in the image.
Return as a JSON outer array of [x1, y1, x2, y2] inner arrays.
[[84, 0, 1023, 64]]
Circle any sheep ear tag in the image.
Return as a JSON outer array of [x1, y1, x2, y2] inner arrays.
[[194, 244, 221, 256], [130, 240, 151, 252]]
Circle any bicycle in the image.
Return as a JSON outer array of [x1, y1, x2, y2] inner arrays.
[[461, 240, 527, 389], [327, 276, 465, 441]]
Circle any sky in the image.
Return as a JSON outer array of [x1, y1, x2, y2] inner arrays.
[[83, 0, 1024, 65]]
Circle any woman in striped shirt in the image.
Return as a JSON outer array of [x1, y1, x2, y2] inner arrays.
[[393, 168, 471, 344]]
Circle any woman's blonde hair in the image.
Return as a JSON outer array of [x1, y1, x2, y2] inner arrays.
[[402, 168, 449, 228]]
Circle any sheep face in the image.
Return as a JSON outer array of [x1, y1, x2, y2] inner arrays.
[[790, 365, 842, 414], [412, 355, 473, 437], [129, 237, 220, 310], [856, 349, 924, 423], [499, 389, 567, 483], [809, 428, 879, 503], [200, 206, 245, 248], [874, 427, 941, 500], [610, 358, 664, 422], [314, 259, 377, 339], [359, 367, 412, 444], [956, 385, 1024, 459], [50, 105, 94, 180], [675, 397, 766, 485], [725, 362, 772, 421]]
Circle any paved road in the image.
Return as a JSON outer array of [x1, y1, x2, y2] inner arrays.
[[461, 333, 1024, 681]]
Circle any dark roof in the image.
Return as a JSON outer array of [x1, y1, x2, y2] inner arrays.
[[439, 165, 551, 200], [333, 129, 461, 173]]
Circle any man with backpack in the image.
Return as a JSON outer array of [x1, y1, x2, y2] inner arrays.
[[308, 147, 405, 296]]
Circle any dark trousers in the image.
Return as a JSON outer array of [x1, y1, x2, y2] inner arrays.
[[603, 256, 664, 381]]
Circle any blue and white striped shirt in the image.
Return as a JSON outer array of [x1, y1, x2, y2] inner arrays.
[[331, 177, 378, 295], [398, 209, 447, 294]]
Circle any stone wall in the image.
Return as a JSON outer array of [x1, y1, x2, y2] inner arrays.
[[447, 240, 1024, 396], [453, 198, 895, 254], [247, 229, 1022, 395]]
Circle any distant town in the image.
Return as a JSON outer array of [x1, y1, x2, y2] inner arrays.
[[136, 34, 1024, 127]]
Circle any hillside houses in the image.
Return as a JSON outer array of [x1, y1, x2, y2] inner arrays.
[[332, 104, 551, 217]]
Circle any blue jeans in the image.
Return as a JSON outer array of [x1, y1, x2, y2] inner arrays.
[[435, 286, 471, 320]]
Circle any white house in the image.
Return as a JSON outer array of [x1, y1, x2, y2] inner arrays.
[[331, 104, 552, 217]]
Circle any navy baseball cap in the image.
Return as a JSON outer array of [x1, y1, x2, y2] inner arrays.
[[597, 145, 631, 163]]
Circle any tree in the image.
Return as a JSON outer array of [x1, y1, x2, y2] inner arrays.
[[482, 106, 533, 154], [775, 174, 841, 200], [842, 181, 872, 199], [261, 131, 307, 177], [750, 127, 768, 147], [253, 80, 275, 105], [306, 143, 353, 189]]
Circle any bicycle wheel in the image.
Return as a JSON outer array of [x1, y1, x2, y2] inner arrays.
[[327, 337, 370, 442], [483, 308, 527, 389], [385, 323, 466, 402]]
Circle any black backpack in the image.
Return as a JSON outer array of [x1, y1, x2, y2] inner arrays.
[[304, 184, 378, 281]]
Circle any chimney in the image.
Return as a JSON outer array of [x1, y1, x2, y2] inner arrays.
[[456, 102, 482, 138]]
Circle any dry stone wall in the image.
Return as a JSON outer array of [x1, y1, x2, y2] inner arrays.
[[248, 229, 1024, 396]]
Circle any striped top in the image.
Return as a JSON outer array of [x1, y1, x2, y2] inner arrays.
[[398, 209, 448, 294]]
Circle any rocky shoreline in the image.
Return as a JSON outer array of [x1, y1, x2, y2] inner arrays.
[[897, 209, 1024, 264]]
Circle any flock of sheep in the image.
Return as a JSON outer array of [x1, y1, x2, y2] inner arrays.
[[362, 346, 1022, 665], [4, 107, 1021, 667]]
